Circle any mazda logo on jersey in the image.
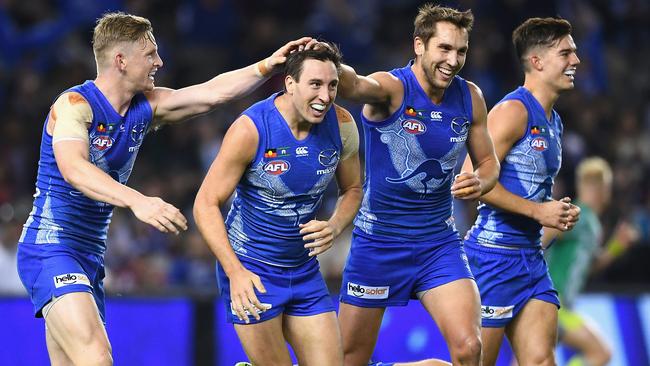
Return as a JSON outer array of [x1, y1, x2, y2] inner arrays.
[[401, 119, 426, 135], [530, 137, 548, 151], [131, 123, 146, 143], [318, 149, 339, 167], [263, 160, 290, 175], [92, 136, 113, 151], [451, 117, 470, 135]]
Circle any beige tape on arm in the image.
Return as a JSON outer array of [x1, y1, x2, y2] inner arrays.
[[335, 105, 359, 161], [254, 58, 272, 78], [52, 93, 93, 144]]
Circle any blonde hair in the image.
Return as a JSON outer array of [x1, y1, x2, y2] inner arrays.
[[92, 12, 153, 68], [576, 157, 613, 187]]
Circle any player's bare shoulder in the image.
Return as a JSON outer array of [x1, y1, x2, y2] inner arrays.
[[334, 104, 355, 125], [49, 91, 93, 141], [334, 104, 359, 160]]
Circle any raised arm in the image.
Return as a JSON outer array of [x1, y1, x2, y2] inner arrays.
[[148, 37, 314, 126], [302, 106, 362, 256], [337, 64, 404, 121], [51, 92, 186, 234], [193, 115, 266, 323], [461, 99, 574, 231], [452, 82, 499, 200]]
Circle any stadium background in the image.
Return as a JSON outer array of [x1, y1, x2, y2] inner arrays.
[[0, 0, 648, 365]]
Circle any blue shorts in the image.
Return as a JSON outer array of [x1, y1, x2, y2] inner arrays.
[[16, 242, 106, 321], [464, 241, 559, 328], [217, 256, 334, 324], [340, 231, 474, 307]]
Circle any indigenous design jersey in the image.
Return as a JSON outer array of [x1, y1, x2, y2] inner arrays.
[[546, 202, 601, 307], [466, 86, 563, 248], [225, 92, 342, 267], [354, 61, 473, 240], [20, 81, 152, 254]]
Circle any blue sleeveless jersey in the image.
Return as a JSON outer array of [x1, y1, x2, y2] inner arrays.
[[466, 86, 563, 248], [354, 62, 473, 240], [20, 81, 153, 254], [225, 92, 342, 267]]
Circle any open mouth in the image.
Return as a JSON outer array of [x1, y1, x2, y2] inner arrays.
[[437, 66, 454, 80], [310, 103, 326, 115], [563, 69, 576, 81]]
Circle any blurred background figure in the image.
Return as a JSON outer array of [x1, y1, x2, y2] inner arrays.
[[0, 1, 648, 364], [545, 157, 639, 366]]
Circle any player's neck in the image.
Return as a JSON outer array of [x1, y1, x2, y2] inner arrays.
[[411, 63, 445, 104], [275, 94, 312, 140], [523, 78, 560, 120], [94, 73, 138, 117]]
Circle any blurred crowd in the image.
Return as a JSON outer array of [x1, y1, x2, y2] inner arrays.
[[0, 0, 648, 296]]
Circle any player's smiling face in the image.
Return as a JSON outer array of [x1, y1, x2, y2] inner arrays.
[[538, 35, 580, 92], [416, 21, 469, 91], [126, 32, 163, 92], [285, 59, 339, 124]]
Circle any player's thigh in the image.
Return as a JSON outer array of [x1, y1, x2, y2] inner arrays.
[[421, 278, 481, 347], [480, 327, 506, 366], [45, 292, 110, 359], [338, 303, 385, 361], [284, 311, 342, 366], [234, 315, 293, 366], [46, 325, 74, 366], [506, 299, 557, 365]]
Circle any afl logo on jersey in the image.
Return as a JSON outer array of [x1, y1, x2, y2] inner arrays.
[[530, 137, 548, 151], [264, 160, 290, 175], [401, 119, 426, 135], [92, 136, 113, 151]]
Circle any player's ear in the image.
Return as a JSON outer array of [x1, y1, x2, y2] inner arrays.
[[115, 52, 127, 71], [285, 75, 296, 95], [414, 37, 425, 57], [529, 54, 543, 72]]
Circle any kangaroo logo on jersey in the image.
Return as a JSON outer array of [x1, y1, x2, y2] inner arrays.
[[401, 119, 426, 135], [386, 158, 452, 195], [318, 149, 339, 167], [92, 135, 113, 151], [263, 160, 290, 175], [530, 137, 548, 151]]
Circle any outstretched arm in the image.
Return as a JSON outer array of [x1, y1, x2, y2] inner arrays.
[[302, 106, 362, 256], [337, 64, 404, 121], [149, 37, 314, 126], [452, 82, 499, 200], [52, 92, 187, 234], [193, 115, 266, 323], [461, 99, 577, 231]]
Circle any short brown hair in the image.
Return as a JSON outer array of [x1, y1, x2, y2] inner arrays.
[[93, 12, 153, 68], [413, 4, 474, 45], [284, 42, 343, 82], [512, 17, 572, 70]]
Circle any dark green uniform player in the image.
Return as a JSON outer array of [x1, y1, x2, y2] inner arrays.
[[544, 157, 637, 366]]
